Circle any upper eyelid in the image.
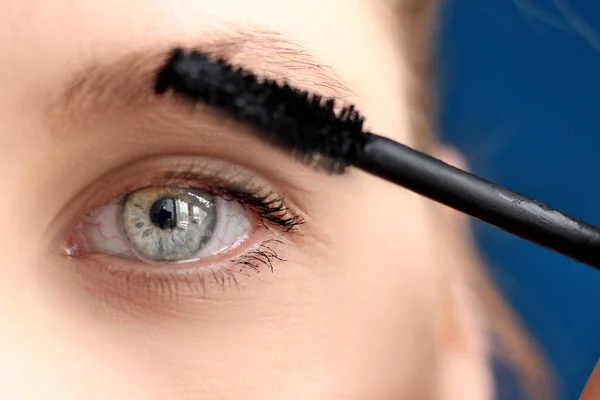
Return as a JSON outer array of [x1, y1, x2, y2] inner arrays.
[[46, 55, 344, 212], [42, 31, 358, 218]]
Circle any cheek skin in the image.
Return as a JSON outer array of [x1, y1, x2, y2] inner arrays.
[[313, 174, 444, 398]]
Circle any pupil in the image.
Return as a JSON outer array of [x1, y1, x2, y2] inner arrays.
[[149, 197, 176, 229]]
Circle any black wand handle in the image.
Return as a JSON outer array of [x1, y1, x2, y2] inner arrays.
[[357, 135, 600, 270]]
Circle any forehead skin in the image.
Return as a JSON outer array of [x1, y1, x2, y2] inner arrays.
[[0, 1, 448, 399]]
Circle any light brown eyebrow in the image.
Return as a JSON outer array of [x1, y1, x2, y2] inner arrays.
[[48, 28, 354, 135]]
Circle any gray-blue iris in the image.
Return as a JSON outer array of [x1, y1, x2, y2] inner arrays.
[[122, 187, 218, 262]]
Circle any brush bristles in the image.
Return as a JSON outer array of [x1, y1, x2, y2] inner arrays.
[[155, 48, 370, 173]]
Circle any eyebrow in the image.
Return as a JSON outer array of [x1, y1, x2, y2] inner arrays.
[[50, 28, 354, 136]]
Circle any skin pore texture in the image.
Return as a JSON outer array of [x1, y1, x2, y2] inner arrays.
[[1, 1, 501, 399]]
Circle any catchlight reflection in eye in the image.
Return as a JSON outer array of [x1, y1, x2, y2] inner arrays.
[[66, 186, 253, 263]]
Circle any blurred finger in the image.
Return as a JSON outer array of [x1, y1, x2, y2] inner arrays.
[[580, 359, 600, 399]]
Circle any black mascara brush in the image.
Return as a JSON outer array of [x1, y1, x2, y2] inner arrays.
[[155, 48, 600, 270]]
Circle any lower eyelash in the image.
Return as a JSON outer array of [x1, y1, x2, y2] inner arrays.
[[202, 239, 286, 290], [64, 238, 286, 318], [230, 239, 286, 274], [95, 238, 287, 300]]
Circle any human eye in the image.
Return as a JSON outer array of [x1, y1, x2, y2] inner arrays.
[[68, 186, 251, 263], [59, 156, 303, 297]]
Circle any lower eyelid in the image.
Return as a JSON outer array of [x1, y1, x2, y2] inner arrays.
[[62, 235, 288, 317]]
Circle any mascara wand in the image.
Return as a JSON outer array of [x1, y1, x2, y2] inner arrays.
[[156, 48, 600, 270]]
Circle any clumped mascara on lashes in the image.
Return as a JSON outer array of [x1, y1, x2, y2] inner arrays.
[[154, 47, 600, 270], [161, 168, 304, 232], [233, 239, 286, 274]]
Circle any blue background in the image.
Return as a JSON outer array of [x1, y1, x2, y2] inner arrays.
[[437, 1, 600, 398]]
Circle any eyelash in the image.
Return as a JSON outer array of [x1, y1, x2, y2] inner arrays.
[[162, 169, 304, 232], [216, 239, 286, 286]]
